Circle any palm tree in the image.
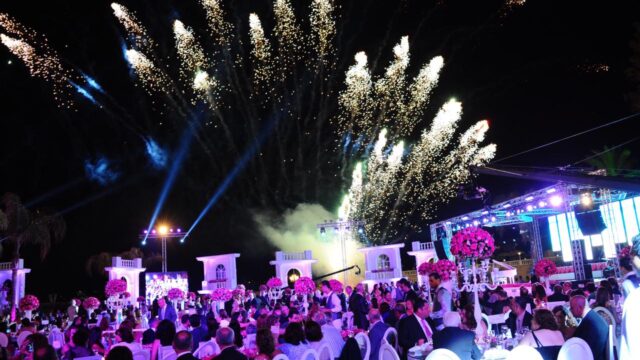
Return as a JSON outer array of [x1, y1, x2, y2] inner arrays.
[[0, 192, 65, 319], [587, 146, 640, 177]]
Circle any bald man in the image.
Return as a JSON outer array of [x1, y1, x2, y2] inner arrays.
[[570, 295, 608, 360]]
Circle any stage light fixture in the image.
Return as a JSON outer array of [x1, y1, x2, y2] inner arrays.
[[158, 225, 169, 236], [549, 195, 562, 207], [526, 205, 533, 212], [546, 188, 556, 194], [525, 196, 534, 201], [580, 193, 593, 207]]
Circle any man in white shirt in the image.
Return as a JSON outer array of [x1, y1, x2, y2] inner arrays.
[[621, 235, 640, 360], [320, 280, 342, 320], [429, 272, 452, 330]]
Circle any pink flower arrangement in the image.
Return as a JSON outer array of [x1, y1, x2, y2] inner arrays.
[[294, 276, 315, 295], [232, 288, 245, 298], [167, 288, 185, 300], [105, 279, 127, 297], [137, 296, 145, 302], [188, 292, 196, 300], [122, 292, 131, 299], [82, 297, 100, 310], [619, 245, 632, 260], [449, 227, 496, 260], [329, 279, 343, 292], [211, 288, 233, 302], [19, 295, 40, 311], [534, 259, 558, 277], [418, 261, 436, 276], [267, 277, 283, 288]]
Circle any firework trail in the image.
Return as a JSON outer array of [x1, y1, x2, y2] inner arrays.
[[199, 0, 233, 49], [310, 0, 336, 64], [111, 3, 155, 55], [248, 13, 273, 96], [125, 49, 170, 93]]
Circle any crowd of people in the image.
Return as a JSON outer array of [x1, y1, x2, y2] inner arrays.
[[1, 236, 638, 360]]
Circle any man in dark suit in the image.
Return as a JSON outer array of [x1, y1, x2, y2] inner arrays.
[[158, 297, 177, 323], [570, 295, 609, 360], [398, 278, 419, 305], [349, 284, 370, 330], [367, 309, 390, 360], [398, 298, 435, 359], [547, 285, 569, 302], [173, 331, 198, 360], [189, 315, 208, 352], [433, 312, 481, 360], [213, 327, 247, 360], [250, 285, 270, 314], [505, 297, 532, 336]]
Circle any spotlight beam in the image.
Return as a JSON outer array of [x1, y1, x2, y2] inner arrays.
[[182, 116, 278, 240], [142, 118, 196, 244], [24, 178, 84, 207]]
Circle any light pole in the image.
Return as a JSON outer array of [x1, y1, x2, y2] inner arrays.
[[141, 225, 185, 273], [317, 219, 365, 284]]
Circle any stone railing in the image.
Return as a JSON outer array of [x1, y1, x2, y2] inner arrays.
[[365, 269, 396, 281], [275, 251, 313, 261], [112, 257, 142, 268]]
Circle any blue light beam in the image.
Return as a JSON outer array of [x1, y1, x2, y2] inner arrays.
[[84, 157, 120, 185], [142, 121, 196, 244], [144, 137, 168, 169], [182, 116, 278, 241]]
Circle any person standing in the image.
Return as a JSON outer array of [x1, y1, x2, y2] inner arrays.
[[320, 281, 342, 321], [620, 235, 640, 360], [348, 284, 369, 330], [429, 273, 451, 330], [158, 297, 177, 323]]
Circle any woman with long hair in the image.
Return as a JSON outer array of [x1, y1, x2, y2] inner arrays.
[[150, 320, 175, 360], [517, 309, 564, 360]]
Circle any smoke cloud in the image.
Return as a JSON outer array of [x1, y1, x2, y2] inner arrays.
[[253, 203, 365, 286]]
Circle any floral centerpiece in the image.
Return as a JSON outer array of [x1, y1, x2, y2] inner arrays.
[[122, 292, 131, 299], [534, 259, 558, 278], [418, 261, 436, 276], [450, 227, 496, 260], [329, 279, 343, 292], [20, 295, 40, 311], [137, 296, 145, 303], [619, 245, 632, 260], [105, 279, 127, 297], [232, 288, 245, 298], [294, 277, 315, 295], [267, 277, 283, 288], [82, 297, 100, 310], [188, 292, 196, 300], [167, 288, 185, 301], [433, 259, 457, 281], [211, 288, 233, 302]]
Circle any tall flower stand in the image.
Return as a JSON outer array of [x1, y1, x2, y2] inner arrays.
[[268, 287, 284, 307], [458, 259, 498, 331], [24, 310, 32, 320], [106, 296, 125, 326]]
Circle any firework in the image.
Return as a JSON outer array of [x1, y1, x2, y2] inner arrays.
[[173, 20, 208, 82], [373, 36, 410, 133], [274, 0, 304, 71], [111, 3, 155, 55], [192, 70, 219, 106], [199, 0, 233, 49], [248, 13, 273, 94], [338, 52, 373, 134], [400, 55, 444, 134], [125, 49, 169, 93], [310, 0, 335, 63]]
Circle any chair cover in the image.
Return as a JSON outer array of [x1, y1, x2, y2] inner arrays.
[[425, 348, 461, 360], [506, 346, 543, 360], [558, 337, 593, 360], [378, 343, 400, 360], [317, 343, 334, 360], [355, 332, 371, 360]]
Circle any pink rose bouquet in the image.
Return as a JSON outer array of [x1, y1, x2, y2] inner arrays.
[[329, 279, 343, 292], [534, 259, 558, 277], [267, 277, 283, 288], [105, 279, 127, 297], [450, 227, 496, 260], [294, 276, 315, 295], [211, 288, 233, 302], [434, 259, 457, 281], [167, 288, 185, 301], [188, 292, 196, 300], [82, 297, 100, 310], [418, 262, 436, 276], [19, 295, 40, 311], [619, 245, 632, 260], [137, 296, 145, 302]]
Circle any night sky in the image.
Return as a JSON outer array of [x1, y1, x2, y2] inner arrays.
[[1, 0, 640, 299]]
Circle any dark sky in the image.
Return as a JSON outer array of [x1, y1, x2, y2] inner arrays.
[[1, 0, 640, 299]]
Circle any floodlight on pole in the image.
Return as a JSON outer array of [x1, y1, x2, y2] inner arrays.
[[140, 224, 186, 272]]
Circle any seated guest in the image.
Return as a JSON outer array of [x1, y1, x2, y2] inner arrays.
[[570, 295, 608, 360], [177, 314, 190, 332], [142, 318, 160, 345], [552, 306, 576, 340], [189, 315, 207, 351], [517, 309, 564, 360], [312, 312, 344, 357], [586, 282, 597, 301], [278, 322, 310, 360], [621, 234, 640, 360], [460, 304, 487, 339], [106, 346, 133, 360], [562, 282, 573, 296], [339, 338, 363, 360], [432, 312, 481, 360], [533, 284, 548, 308], [173, 331, 197, 360], [151, 320, 176, 360], [505, 298, 532, 336], [489, 291, 510, 315], [62, 327, 93, 360], [398, 298, 435, 357], [516, 286, 536, 310], [304, 320, 324, 351], [255, 328, 282, 360], [34, 344, 60, 360], [112, 327, 142, 353], [367, 309, 390, 360], [548, 285, 569, 302], [214, 327, 247, 360]]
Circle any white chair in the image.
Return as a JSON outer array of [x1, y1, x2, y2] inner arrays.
[[194, 340, 220, 359], [317, 343, 334, 360], [382, 327, 398, 350], [607, 324, 615, 360], [425, 348, 461, 360], [0, 332, 8, 348], [506, 346, 543, 360], [300, 348, 319, 360], [159, 345, 177, 360], [342, 312, 354, 329], [16, 331, 30, 347], [378, 343, 400, 360], [558, 337, 593, 360], [133, 349, 151, 360], [272, 354, 290, 360], [355, 332, 371, 360]]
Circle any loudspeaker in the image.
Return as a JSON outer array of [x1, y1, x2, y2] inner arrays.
[[574, 204, 607, 235], [434, 240, 448, 260], [583, 263, 593, 280]]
